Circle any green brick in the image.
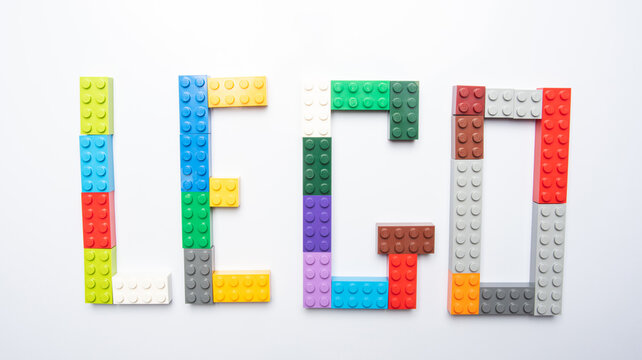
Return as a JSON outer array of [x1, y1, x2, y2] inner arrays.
[[80, 77, 114, 135], [84, 247, 117, 304], [303, 137, 331, 195], [181, 192, 212, 248], [331, 81, 390, 110], [389, 81, 419, 140]]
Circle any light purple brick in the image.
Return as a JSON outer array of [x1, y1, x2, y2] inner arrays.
[[303, 252, 331, 308], [303, 195, 331, 252]]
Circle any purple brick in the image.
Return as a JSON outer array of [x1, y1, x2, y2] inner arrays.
[[303, 195, 331, 252], [303, 252, 332, 308]]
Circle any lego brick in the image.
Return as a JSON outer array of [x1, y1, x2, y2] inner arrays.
[[479, 283, 535, 315], [331, 277, 388, 309], [113, 273, 172, 305], [485, 88, 515, 119], [180, 134, 210, 192], [302, 137, 331, 195], [452, 85, 485, 116], [80, 77, 113, 135], [452, 115, 484, 159], [84, 247, 117, 304], [531, 203, 566, 316], [207, 76, 267, 108], [79, 135, 115, 192], [331, 81, 390, 110], [209, 178, 239, 207], [212, 271, 270, 303], [184, 248, 214, 304], [389, 81, 419, 140], [181, 192, 211, 249], [449, 159, 482, 274], [533, 88, 571, 204], [514, 89, 543, 119], [178, 75, 209, 134], [303, 252, 332, 308], [388, 254, 418, 310], [81, 192, 116, 249], [377, 223, 434, 255], [302, 80, 332, 137], [447, 271, 479, 315], [303, 195, 331, 252]]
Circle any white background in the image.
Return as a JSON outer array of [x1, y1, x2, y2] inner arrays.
[[0, 0, 640, 358]]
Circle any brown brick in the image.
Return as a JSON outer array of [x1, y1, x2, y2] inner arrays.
[[452, 115, 484, 159], [377, 223, 435, 255]]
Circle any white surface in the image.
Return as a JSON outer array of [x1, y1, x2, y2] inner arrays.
[[0, 0, 640, 358]]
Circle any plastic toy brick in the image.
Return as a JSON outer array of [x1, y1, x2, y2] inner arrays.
[[331, 277, 388, 309], [180, 134, 210, 192], [485, 88, 515, 119], [84, 247, 117, 304], [377, 223, 434, 255], [302, 137, 331, 195], [452, 85, 485, 116], [303, 195, 331, 252], [81, 192, 116, 249], [449, 159, 482, 274], [181, 192, 211, 249], [184, 248, 214, 304], [447, 271, 479, 315], [207, 76, 267, 108], [331, 81, 390, 110], [113, 273, 172, 305], [533, 88, 571, 204], [531, 203, 566, 316], [80, 77, 113, 135], [389, 81, 419, 140], [79, 135, 115, 192], [452, 115, 484, 159], [209, 178, 239, 207], [479, 283, 535, 315], [514, 89, 543, 119], [302, 80, 332, 137], [388, 254, 418, 310], [178, 75, 209, 134], [212, 271, 270, 303], [303, 252, 332, 308]]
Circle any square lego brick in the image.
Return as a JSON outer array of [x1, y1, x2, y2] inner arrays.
[[389, 81, 419, 140], [514, 89, 543, 119], [451, 115, 484, 159], [180, 133, 210, 192], [303, 252, 332, 308], [331, 81, 390, 110], [207, 76, 267, 108], [209, 178, 239, 207], [452, 85, 485, 116], [80, 77, 113, 135], [81, 192, 116, 249], [447, 271, 479, 315], [303, 195, 331, 252], [302, 137, 331, 195], [388, 254, 418, 310], [212, 271, 270, 302], [377, 223, 434, 255], [79, 135, 115, 192], [302, 80, 332, 137], [485, 88, 515, 119], [178, 75, 209, 134], [331, 276, 388, 309], [479, 283, 535, 315], [84, 247, 117, 304], [181, 192, 211, 249], [184, 248, 214, 304], [113, 273, 172, 305]]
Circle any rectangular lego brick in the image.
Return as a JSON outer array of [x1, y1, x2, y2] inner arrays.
[[331, 276, 388, 309], [389, 81, 419, 140], [212, 271, 270, 302], [530, 203, 566, 316], [80, 77, 114, 135], [81, 192, 116, 249], [184, 248, 214, 304], [178, 75, 210, 134], [181, 192, 211, 249], [302, 80, 332, 137], [479, 283, 535, 315], [533, 88, 571, 204], [452, 85, 485, 116], [209, 178, 239, 207], [485, 88, 515, 119], [377, 223, 434, 255], [303, 195, 331, 252], [449, 159, 482, 274], [447, 270, 479, 315], [79, 135, 115, 192], [388, 254, 418, 309], [452, 115, 484, 159], [179, 133, 210, 192], [303, 252, 331, 308], [514, 89, 543, 119], [112, 273, 172, 305], [302, 137, 331, 196], [331, 81, 390, 110], [207, 76, 267, 108], [84, 247, 117, 304]]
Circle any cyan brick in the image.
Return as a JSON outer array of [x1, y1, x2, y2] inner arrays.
[[331, 276, 388, 309], [79, 135, 114, 192]]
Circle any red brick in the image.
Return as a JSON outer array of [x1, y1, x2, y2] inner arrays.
[[452, 85, 485, 116], [82, 192, 116, 248], [388, 254, 418, 309]]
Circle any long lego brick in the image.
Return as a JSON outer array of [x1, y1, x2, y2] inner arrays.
[[81, 192, 116, 249], [331, 276, 388, 309], [180, 133, 210, 192], [452, 115, 484, 159], [207, 76, 267, 108], [388, 254, 418, 310], [303, 252, 331, 308], [389, 81, 419, 140], [184, 248, 214, 304], [79, 135, 115, 192], [302, 137, 331, 196], [212, 271, 270, 302], [303, 195, 331, 252], [302, 80, 332, 137], [80, 77, 113, 135], [178, 75, 209, 134], [447, 270, 479, 315], [479, 283, 535, 315], [113, 273, 172, 305], [533, 88, 571, 204], [181, 192, 211, 249], [210, 178, 239, 207], [452, 85, 485, 116], [449, 159, 482, 273], [331, 81, 390, 110], [377, 223, 434, 255], [84, 247, 117, 304], [531, 203, 566, 316]]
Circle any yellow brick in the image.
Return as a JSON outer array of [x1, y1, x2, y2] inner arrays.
[[207, 76, 267, 108], [79, 77, 114, 134], [212, 271, 270, 302], [210, 178, 239, 207]]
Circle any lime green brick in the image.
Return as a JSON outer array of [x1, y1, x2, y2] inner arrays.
[[331, 81, 390, 110], [303, 137, 331, 195], [389, 81, 419, 140], [80, 77, 114, 135], [84, 247, 117, 304], [181, 192, 212, 248]]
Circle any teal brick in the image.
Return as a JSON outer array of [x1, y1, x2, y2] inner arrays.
[[303, 137, 331, 195], [331, 81, 390, 110]]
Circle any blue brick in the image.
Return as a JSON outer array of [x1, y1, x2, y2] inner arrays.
[[79, 135, 114, 192], [178, 75, 209, 134], [180, 134, 210, 192], [331, 276, 388, 309]]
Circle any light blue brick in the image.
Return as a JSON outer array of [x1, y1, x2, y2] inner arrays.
[[180, 134, 210, 192], [331, 276, 388, 309], [79, 135, 114, 192], [178, 75, 209, 134]]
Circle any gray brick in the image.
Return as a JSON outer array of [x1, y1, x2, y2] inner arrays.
[[485, 88, 515, 118], [184, 248, 214, 304], [449, 159, 482, 273], [514, 89, 543, 119], [479, 283, 535, 315]]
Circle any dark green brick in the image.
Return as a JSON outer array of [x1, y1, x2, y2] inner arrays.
[[389, 81, 419, 140], [181, 191, 212, 249], [331, 81, 390, 110], [303, 137, 331, 195]]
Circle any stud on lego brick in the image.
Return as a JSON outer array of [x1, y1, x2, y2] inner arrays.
[[479, 283, 535, 315], [452, 85, 485, 116], [388, 254, 418, 310], [514, 89, 543, 119], [79, 135, 115, 192], [302, 80, 332, 137], [181, 192, 211, 249], [331, 277, 388, 309], [212, 271, 270, 302], [331, 81, 390, 110], [449, 159, 482, 274], [377, 223, 434, 255], [178, 75, 209, 134], [303, 195, 331, 252], [80, 77, 114, 135], [209, 178, 239, 207], [447, 271, 479, 315], [85, 247, 117, 304], [113, 273, 172, 305], [485, 88, 515, 119], [207, 76, 267, 108], [184, 248, 214, 304], [389, 81, 419, 140], [452, 115, 484, 159], [81, 192, 116, 249], [303, 252, 332, 308], [302, 137, 331, 195], [180, 133, 210, 192]]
